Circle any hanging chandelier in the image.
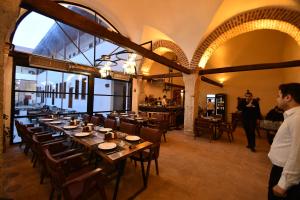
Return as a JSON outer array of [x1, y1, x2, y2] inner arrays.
[[99, 61, 112, 78], [122, 53, 137, 75], [96, 50, 139, 77]]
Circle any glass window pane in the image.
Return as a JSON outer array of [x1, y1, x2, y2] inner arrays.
[[62, 94, 87, 113], [112, 96, 131, 111], [93, 96, 114, 112], [112, 80, 132, 96], [94, 78, 113, 95], [14, 92, 42, 116], [15, 66, 39, 91], [63, 73, 88, 94]]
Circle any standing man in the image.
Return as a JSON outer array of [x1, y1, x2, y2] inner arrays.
[[207, 99, 215, 116], [162, 95, 168, 107], [237, 90, 261, 152], [268, 83, 300, 200]]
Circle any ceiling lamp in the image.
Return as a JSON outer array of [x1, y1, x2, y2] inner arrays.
[[99, 61, 112, 78], [122, 53, 137, 75]]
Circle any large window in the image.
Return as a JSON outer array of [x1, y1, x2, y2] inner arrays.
[[12, 3, 127, 73], [11, 3, 134, 144], [93, 78, 132, 114], [13, 65, 88, 143]]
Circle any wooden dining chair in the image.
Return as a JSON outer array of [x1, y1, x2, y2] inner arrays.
[[44, 148, 107, 200], [95, 113, 105, 126], [90, 116, 101, 126], [147, 113, 168, 142], [194, 118, 214, 141], [82, 114, 91, 123], [218, 118, 238, 143], [32, 135, 73, 183], [119, 121, 138, 135], [131, 127, 162, 175], [104, 118, 117, 130]]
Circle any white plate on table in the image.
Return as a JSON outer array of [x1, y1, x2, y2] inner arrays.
[[135, 117, 143, 120], [74, 132, 91, 137], [40, 118, 54, 122], [98, 142, 117, 150], [49, 121, 62, 124], [87, 123, 94, 126], [99, 128, 112, 132], [63, 125, 78, 130], [63, 117, 71, 120], [125, 135, 140, 142]]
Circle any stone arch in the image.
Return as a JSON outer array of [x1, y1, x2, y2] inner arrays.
[[191, 7, 300, 69], [139, 40, 189, 74]]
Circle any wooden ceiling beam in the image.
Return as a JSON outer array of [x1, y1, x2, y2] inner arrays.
[[200, 76, 223, 88], [199, 60, 300, 75], [165, 82, 184, 89], [20, 0, 191, 74], [142, 72, 182, 79]]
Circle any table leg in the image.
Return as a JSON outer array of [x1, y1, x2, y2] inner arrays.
[[145, 148, 153, 187], [113, 159, 126, 200], [139, 152, 146, 187]]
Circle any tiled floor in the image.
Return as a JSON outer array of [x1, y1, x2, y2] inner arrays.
[[0, 128, 271, 200]]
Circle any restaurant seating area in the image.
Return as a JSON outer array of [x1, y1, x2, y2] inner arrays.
[[1, 128, 271, 200], [1, 1, 300, 200], [9, 112, 170, 200]]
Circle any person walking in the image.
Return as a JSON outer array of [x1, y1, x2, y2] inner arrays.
[[268, 83, 300, 200], [237, 90, 261, 152]]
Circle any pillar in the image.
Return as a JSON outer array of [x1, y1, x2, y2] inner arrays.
[[0, 3, 21, 194], [182, 70, 200, 135]]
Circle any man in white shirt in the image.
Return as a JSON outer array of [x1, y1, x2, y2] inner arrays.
[[268, 83, 300, 200]]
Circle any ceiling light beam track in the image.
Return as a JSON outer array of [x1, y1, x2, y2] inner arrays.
[[199, 60, 300, 75], [20, 0, 191, 74]]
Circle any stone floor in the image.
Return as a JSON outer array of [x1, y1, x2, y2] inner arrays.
[[0, 127, 271, 200]]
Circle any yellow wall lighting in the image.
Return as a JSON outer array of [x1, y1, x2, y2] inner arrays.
[[198, 19, 300, 68]]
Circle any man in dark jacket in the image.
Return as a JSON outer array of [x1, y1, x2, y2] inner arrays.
[[238, 90, 261, 152]]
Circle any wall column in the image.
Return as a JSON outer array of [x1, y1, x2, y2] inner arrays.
[[0, 0, 20, 152], [182, 70, 200, 135], [132, 77, 147, 113]]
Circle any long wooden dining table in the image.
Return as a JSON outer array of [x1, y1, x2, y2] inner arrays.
[[39, 118, 153, 200]]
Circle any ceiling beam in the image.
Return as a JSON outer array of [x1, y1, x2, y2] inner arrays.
[[20, 0, 191, 74], [200, 76, 223, 88], [199, 60, 300, 75], [142, 72, 182, 79], [165, 82, 184, 89]]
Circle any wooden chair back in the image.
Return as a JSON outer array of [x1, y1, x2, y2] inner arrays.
[[104, 118, 117, 130], [120, 122, 137, 135], [140, 127, 162, 158]]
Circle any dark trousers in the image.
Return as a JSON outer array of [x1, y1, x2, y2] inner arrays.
[[242, 119, 256, 148], [268, 165, 300, 200], [207, 110, 213, 116]]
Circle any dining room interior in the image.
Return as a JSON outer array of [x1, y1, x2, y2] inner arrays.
[[0, 0, 300, 199]]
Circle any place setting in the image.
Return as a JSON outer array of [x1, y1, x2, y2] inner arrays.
[[39, 118, 54, 122], [63, 125, 78, 130], [124, 135, 142, 147], [49, 120, 63, 124], [98, 142, 124, 155]]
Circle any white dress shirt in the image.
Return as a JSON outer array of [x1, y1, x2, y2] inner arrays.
[[268, 106, 300, 190]]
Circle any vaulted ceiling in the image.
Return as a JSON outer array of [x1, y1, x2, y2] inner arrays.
[[71, 0, 299, 61]]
